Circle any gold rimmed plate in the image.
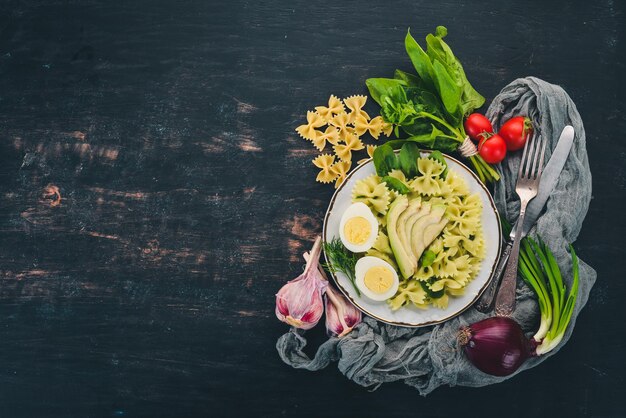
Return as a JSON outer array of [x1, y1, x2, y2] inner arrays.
[[322, 152, 502, 327]]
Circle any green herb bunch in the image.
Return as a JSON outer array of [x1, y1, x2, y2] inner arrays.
[[366, 26, 500, 184]]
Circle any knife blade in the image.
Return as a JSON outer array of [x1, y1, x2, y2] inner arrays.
[[519, 125, 575, 236], [475, 125, 575, 313]]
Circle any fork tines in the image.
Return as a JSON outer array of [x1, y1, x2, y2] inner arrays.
[[518, 131, 548, 180]]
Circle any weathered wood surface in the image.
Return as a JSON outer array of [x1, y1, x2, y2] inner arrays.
[[0, 0, 624, 417]]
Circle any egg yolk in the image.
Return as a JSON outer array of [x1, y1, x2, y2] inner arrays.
[[343, 216, 371, 245], [363, 266, 394, 294]]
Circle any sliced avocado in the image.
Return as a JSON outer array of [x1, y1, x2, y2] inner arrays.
[[423, 218, 448, 246], [405, 204, 431, 258], [410, 205, 447, 264], [386, 195, 414, 279], [400, 201, 431, 266], [396, 198, 421, 265]]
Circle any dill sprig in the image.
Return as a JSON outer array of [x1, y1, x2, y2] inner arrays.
[[322, 237, 361, 296]]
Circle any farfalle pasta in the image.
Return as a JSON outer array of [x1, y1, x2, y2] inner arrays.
[[312, 154, 337, 184], [344, 95, 369, 123], [366, 231, 397, 270], [296, 111, 325, 141], [329, 112, 352, 139], [388, 279, 428, 310], [354, 114, 384, 139], [310, 126, 340, 151], [351, 174, 391, 216], [314, 95, 344, 122], [333, 133, 364, 163], [383, 156, 485, 310], [296, 94, 395, 188], [357, 144, 378, 165], [381, 121, 394, 137], [330, 161, 351, 188], [409, 158, 445, 196]]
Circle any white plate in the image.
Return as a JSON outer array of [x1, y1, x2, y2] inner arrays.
[[322, 152, 502, 327]]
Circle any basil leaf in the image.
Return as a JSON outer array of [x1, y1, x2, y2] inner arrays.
[[382, 176, 411, 195], [366, 78, 407, 106], [403, 87, 446, 120]]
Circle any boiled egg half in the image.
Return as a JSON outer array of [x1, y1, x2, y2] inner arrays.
[[339, 202, 378, 253], [355, 256, 399, 302]]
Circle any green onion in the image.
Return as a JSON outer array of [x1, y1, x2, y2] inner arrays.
[[518, 236, 580, 355], [460, 221, 581, 376]]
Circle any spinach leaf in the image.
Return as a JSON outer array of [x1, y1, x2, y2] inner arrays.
[[385, 125, 457, 153], [432, 59, 463, 125], [420, 279, 445, 299], [425, 26, 485, 115], [363, 26, 499, 184], [404, 30, 437, 93], [373, 144, 398, 176], [382, 176, 411, 194], [403, 87, 446, 119], [398, 142, 420, 178], [393, 69, 424, 88]]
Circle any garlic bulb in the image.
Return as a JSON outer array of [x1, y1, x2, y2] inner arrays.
[[325, 283, 362, 338], [275, 237, 327, 330]]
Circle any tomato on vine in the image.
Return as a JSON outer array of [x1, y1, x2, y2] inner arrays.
[[478, 133, 507, 164], [464, 113, 493, 142], [499, 116, 533, 151]]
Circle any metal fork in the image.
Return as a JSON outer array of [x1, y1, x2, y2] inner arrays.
[[494, 132, 547, 317]]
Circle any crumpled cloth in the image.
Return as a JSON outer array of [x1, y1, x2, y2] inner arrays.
[[276, 77, 596, 395]]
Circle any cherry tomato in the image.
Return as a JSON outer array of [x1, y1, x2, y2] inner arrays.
[[464, 113, 494, 142], [499, 116, 533, 151], [478, 134, 507, 164]]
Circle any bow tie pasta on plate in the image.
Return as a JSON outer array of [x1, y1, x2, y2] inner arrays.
[[349, 157, 486, 310]]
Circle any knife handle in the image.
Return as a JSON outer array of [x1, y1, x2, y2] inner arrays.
[[475, 240, 513, 313]]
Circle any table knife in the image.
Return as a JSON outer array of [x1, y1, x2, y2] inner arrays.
[[475, 125, 575, 313]]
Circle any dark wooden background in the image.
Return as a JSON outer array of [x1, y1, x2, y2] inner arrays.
[[0, 0, 624, 417]]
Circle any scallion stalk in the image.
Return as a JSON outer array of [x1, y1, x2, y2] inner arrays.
[[460, 221, 581, 376], [518, 236, 580, 356]]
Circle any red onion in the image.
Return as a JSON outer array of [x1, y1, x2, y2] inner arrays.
[[458, 317, 536, 377]]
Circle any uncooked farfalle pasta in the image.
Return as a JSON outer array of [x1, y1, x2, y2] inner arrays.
[[312, 154, 336, 184], [296, 94, 393, 188], [333, 133, 364, 163]]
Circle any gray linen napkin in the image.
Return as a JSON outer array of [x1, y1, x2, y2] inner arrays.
[[276, 77, 596, 395]]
